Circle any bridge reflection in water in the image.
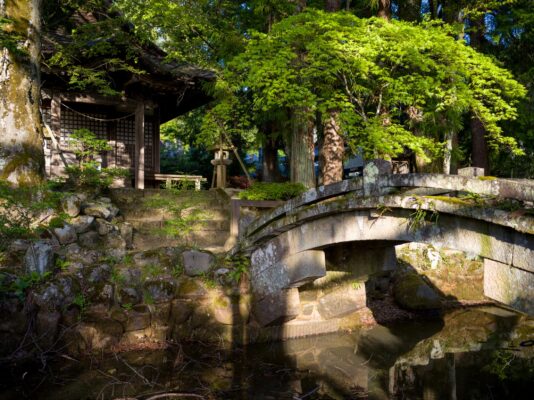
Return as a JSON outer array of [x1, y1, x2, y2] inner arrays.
[[5, 306, 532, 399]]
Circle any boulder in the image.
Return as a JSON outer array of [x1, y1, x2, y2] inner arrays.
[[176, 277, 207, 299], [143, 280, 176, 303], [148, 302, 172, 326], [253, 288, 300, 326], [53, 224, 77, 245], [0, 298, 27, 334], [317, 282, 366, 319], [125, 305, 151, 331], [182, 250, 215, 276], [8, 239, 30, 253], [56, 276, 78, 305], [64, 243, 100, 265], [105, 232, 126, 249], [33, 283, 64, 310], [95, 218, 114, 236], [87, 264, 111, 284], [73, 319, 123, 353], [70, 215, 95, 234], [106, 247, 126, 260], [118, 222, 134, 249], [95, 284, 114, 305], [83, 202, 113, 219], [78, 231, 100, 250], [133, 252, 159, 268], [24, 240, 55, 275], [36, 311, 61, 348], [117, 287, 142, 305], [62, 195, 82, 217], [393, 272, 443, 310], [170, 299, 194, 326]]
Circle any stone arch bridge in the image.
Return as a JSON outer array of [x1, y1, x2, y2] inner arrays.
[[238, 163, 534, 324]]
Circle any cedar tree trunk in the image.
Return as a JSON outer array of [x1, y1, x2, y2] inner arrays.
[[0, 0, 44, 185], [469, 17, 490, 173], [398, 0, 421, 21], [325, 0, 341, 12], [320, 111, 344, 185], [290, 110, 315, 188], [377, 0, 391, 20]]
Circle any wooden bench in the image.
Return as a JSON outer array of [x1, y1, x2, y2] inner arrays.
[[151, 174, 207, 190]]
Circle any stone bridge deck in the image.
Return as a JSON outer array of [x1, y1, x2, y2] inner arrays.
[[239, 163, 534, 322]]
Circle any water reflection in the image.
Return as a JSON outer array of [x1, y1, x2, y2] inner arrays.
[[1, 306, 532, 400]]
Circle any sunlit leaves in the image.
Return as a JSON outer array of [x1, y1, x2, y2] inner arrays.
[[227, 10, 525, 160]]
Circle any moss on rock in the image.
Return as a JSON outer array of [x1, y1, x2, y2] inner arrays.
[[393, 272, 443, 310]]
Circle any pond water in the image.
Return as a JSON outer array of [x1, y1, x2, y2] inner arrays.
[[1, 306, 533, 400]]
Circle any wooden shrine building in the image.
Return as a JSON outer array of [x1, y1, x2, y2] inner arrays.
[[40, 9, 214, 189]]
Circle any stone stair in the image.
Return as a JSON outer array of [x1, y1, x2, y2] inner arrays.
[[110, 188, 231, 252]]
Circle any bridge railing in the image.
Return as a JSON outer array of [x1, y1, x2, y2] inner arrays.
[[243, 165, 534, 240]]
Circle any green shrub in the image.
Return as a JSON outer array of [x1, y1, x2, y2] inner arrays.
[[65, 129, 129, 192], [238, 182, 306, 201], [65, 163, 129, 193], [0, 181, 64, 250]]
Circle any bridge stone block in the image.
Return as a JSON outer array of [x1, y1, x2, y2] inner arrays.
[[484, 259, 534, 315], [284, 250, 326, 287], [250, 249, 326, 297], [433, 216, 513, 266], [512, 232, 534, 273], [252, 288, 300, 327], [363, 159, 392, 196], [458, 167, 485, 177]]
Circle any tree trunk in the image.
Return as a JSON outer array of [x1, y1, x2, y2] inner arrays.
[[470, 117, 489, 173], [428, 0, 438, 19], [290, 110, 315, 188], [318, 0, 345, 185], [262, 136, 281, 182], [320, 111, 344, 185], [442, 130, 454, 174], [294, 0, 307, 13], [0, 0, 44, 185], [469, 17, 489, 173], [377, 0, 391, 20], [325, 0, 342, 12], [397, 0, 421, 22]]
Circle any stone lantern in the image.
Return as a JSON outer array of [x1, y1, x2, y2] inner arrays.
[[210, 147, 232, 188]]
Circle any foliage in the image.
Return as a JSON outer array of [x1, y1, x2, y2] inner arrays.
[[55, 258, 71, 272], [65, 129, 129, 192], [72, 292, 88, 316], [484, 350, 534, 381], [238, 182, 306, 200], [43, 1, 145, 96], [0, 181, 65, 250], [69, 129, 112, 163], [407, 197, 439, 232], [65, 164, 129, 193], [227, 11, 525, 162], [225, 255, 250, 284], [0, 271, 52, 301], [0, 16, 27, 58]]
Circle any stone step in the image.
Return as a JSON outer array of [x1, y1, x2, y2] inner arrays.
[[132, 229, 229, 250], [129, 219, 230, 231], [119, 206, 229, 220]]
